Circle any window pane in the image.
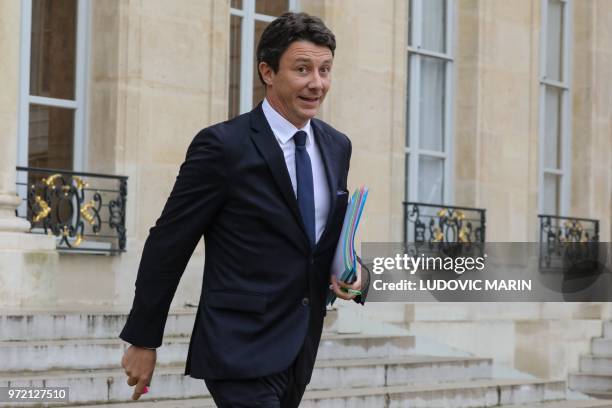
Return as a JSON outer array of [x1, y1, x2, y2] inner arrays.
[[253, 20, 268, 107], [422, 0, 446, 53], [30, 0, 77, 100], [418, 156, 444, 205], [229, 15, 242, 118], [419, 56, 445, 152], [543, 173, 560, 215], [231, 0, 243, 9], [546, 0, 564, 81], [544, 86, 562, 169], [29, 104, 74, 170], [255, 0, 289, 16]]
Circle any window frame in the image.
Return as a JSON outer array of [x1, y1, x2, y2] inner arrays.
[[17, 0, 91, 172], [538, 0, 573, 216], [405, 0, 456, 205], [229, 0, 300, 116]]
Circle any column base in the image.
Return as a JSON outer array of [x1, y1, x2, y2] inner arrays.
[[0, 231, 59, 308], [0, 193, 30, 233]]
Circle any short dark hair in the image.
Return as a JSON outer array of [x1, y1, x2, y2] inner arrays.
[[256, 12, 336, 85]]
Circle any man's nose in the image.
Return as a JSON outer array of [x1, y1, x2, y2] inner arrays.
[[308, 71, 324, 90]]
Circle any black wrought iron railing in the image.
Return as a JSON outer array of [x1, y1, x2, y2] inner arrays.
[[539, 214, 599, 243], [538, 214, 599, 270], [403, 202, 486, 244], [15, 166, 127, 254]]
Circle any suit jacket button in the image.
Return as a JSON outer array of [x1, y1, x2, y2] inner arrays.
[[310, 257, 315, 265], [301, 297, 310, 306]]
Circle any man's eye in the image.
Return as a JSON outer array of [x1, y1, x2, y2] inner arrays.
[[297, 67, 307, 73], [320, 66, 331, 74]]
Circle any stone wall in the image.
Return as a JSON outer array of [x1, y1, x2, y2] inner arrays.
[[62, 0, 231, 307], [572, 0, 612, 242], [0, 2, 610, 380]]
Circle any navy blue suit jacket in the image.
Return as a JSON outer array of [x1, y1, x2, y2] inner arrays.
[[120, 103, 351, 384]]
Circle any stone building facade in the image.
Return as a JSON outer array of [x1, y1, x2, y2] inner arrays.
[[0, 0, 610, 380]]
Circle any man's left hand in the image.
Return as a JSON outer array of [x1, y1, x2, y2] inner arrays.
[[330, 265, 361, 301]]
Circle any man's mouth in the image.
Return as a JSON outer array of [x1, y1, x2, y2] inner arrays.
[[298, 96, 320, 103]]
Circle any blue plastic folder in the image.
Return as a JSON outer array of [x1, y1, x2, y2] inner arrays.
[[327, 186, 369, 305]]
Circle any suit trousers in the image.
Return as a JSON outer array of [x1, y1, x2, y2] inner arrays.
[[204, 363, 305, 408], [204, 322, 318, 408]]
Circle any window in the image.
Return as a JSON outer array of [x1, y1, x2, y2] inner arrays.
[[18, 0, 90, 172], [405, 0, 455, 205], [539, 0, 572, 215], [229, 0, 300, 118]]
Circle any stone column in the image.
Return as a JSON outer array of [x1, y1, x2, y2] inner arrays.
[[0, 0, 58, 309], [0, 0, 30, 233]]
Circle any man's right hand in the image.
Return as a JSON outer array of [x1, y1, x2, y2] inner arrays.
[[121, 345, 157, 400]]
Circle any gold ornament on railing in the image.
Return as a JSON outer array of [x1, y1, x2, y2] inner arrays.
[[80, 201, 97, 226], [72, 176, 88, 190], [43, 174, 62, 186], [432, 227, 444, 242], [458, 227, 469, 242], [564, 220, 587, 242], [32, 195, 51, 222]]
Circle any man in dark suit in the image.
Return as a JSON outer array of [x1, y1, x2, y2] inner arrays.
[[120, 12, 362, 407]]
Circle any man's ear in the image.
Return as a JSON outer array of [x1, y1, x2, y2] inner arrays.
[[259, 62, 274, 86]]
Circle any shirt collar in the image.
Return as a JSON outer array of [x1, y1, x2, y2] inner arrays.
[[262, 98, 313, 146]]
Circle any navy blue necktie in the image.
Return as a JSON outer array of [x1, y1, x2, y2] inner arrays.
[[294, 130, 316, 246]]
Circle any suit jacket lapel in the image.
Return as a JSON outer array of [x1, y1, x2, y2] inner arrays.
[[312, 119, 340, 246], [249, 104, 310, 247]]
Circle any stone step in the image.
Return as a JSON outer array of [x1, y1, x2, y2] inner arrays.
[[301, 379, 566, 407], [0, 333, 416, 372], [315, 333, 416, 361], [581, 355, 612, 375], [569, 372, 612, 392], [0, 355, 491, 399], [0, 309, 339, 341], [0, 336, 188, 372], [500, 400, 612, 407], [0, 377, 566, 407], [0, 310, 196, 341], [63, 398, 612, 408], [68, 398, 217, 408], [592, 338, 612, 356], [603, 322, 612, 339], [310, 355, 492, 390], [575, 391, 612, 400]]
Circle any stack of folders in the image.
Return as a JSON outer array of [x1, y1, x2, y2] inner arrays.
[[327, 186, 369, 306]]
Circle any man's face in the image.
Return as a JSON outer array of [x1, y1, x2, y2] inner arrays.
[[259, 41, 333, 128]]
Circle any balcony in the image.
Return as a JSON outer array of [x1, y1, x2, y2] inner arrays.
[[538, 214, 600, 271], [15, 166, 127, 255]]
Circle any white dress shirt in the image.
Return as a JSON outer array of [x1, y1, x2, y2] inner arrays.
[[262, 98, 330, 243]]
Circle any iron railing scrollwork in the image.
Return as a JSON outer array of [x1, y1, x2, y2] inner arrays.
[[403, 202, 486, 258], [538, 214, 599, 271], [403, 202, 486, 244], [16, 166, 127, 254]]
